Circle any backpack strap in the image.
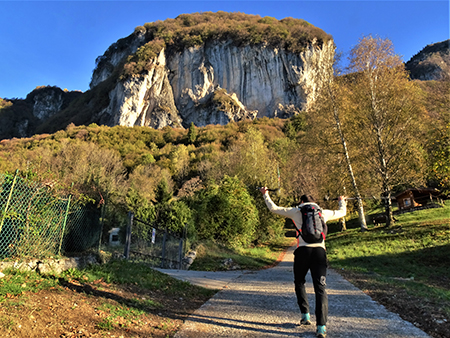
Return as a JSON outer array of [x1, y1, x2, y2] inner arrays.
[[292, 220, 301, 238]]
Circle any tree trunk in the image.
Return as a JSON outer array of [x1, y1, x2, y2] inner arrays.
[[340, 217, 347, 231], [383, 188, 394, 227], [330, 89, 368, 231]]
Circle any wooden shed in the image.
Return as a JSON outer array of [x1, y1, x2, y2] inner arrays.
[[395, 188, 444, 211]]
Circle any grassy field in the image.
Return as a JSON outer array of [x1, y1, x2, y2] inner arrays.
[[326, 201, 450, 338], [327, 202, 449, 298], [0, 259, 218, 337]]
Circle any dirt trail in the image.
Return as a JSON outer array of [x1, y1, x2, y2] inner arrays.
[[159, 245, 430, 338]]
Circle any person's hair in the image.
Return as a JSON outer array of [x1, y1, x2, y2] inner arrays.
[[300, 194, 315, 203]]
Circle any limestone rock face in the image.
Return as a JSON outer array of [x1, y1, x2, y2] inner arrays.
[[95, 40, 331, 129], [168, 42, 307, 124], [90, 30, 146, 88], [31, 88, 64, 120], [99, 49, 182, 129]]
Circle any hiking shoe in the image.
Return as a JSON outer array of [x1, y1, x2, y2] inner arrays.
[[316, 325, 327, 338], [300, 313, 311, 325]]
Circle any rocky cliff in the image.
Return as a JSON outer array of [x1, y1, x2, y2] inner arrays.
[[93, 39, 328, 129], [76, 12, 333, 130]]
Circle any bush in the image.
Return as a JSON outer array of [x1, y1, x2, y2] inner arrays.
[[191, 175, 258, 248]]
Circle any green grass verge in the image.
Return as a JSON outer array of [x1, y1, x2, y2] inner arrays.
[[0, 259, 216, 305], [326, 201, 450, 313], [0, 269, 60, 300]]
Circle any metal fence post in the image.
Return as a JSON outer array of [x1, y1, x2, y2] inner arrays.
[[124, 212, 133, 259], [178, 225, 186, 269], [58, 195, 72, 255], [98, 203, 106, 252], [0, 169, 19, 234], [161, 228, 167, 268]]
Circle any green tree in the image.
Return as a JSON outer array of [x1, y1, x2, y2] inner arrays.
[[155, 177, 173, 204], [223, 127, 279, 189], [283, 120, 297, 139], [168, 144, 191, 182], [158, 199, 193, 234], [187, 122, 197, 143], [125, 164, 167, 221], [290, 114, 307, 133]]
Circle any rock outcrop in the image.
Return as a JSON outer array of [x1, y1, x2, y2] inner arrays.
[[93, 39, 331, 129], [405, 39, 450, 81], [0, 87, 82, 139]]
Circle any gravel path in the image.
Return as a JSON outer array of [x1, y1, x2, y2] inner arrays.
[[166, 245, 430, 338]]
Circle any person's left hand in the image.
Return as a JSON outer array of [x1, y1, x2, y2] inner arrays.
[[259, 187, 268, 194]]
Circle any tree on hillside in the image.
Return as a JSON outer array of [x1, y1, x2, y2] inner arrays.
[[347, 36, 427, 226], [223, 127, 279, 189], [0, 98, 12, 109], [218, 127, 286, 242], [301, 40, 368, 231], [187, 122, 197, 144], [418, 81, 450, 195], [126, 164, 171, 221]]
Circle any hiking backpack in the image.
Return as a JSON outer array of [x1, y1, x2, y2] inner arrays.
[[298, 203, 326, 243]]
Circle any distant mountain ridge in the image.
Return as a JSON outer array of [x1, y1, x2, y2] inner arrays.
[[405, 39, 450, 81]]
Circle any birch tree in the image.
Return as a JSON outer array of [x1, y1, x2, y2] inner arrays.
[[347, 36, 426, 226], [301, 40, 368, 231]]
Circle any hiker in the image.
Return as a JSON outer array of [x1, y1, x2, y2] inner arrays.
[[259, 188, 346, 338]]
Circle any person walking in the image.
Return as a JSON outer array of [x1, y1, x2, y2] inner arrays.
[[259, 188, 347, 338]]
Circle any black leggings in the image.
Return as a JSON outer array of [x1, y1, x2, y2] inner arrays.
[[293, 246, 328, 326]]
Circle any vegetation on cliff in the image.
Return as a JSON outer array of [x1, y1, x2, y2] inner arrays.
[[110, 11, 332, 78]]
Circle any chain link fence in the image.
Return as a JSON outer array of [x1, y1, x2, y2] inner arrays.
[[0, 171, 102, 260], [123, 213, 186, 269]]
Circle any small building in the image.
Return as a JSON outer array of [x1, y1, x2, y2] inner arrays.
[[395, 188, 444, 211], [108, 227, 121, 246]]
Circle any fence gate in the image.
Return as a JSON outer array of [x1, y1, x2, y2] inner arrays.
[[123, 212, 185, 269]]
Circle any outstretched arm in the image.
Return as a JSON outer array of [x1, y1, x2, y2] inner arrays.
[[259, 187, 298, 219], [322, 196, 347, 222]]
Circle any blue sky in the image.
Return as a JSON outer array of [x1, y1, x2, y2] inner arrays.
[[1, 1, 448, 99]]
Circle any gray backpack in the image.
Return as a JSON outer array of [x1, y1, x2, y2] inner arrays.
[[298, 203, 326, 243]]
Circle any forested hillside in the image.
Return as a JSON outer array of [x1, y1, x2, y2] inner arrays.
[[406, 39, 450, 81]]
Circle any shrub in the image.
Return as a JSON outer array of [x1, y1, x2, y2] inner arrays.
[[191, 175, 258, 248]]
